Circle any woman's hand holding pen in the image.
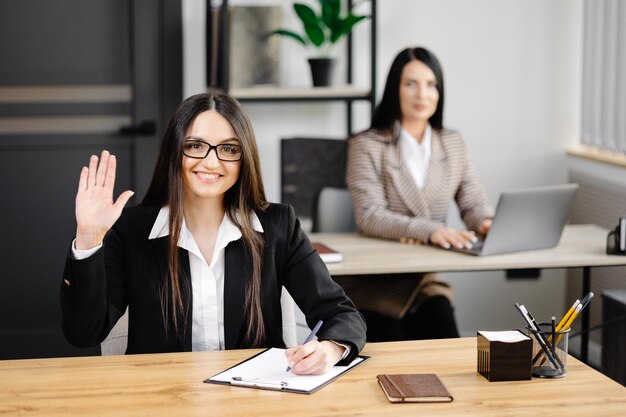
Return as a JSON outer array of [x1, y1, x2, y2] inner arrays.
[[75, 150, 134, 250], [284, 340, 344, 375]]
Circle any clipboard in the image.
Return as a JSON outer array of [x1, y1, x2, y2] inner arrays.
[[204, 347, 370, 394]]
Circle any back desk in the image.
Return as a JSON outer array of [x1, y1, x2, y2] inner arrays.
[[310, 224, 625, 275], [310, 224, 626, 363], [1, 338, 624, 416]]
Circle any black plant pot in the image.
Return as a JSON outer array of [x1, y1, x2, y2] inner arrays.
[[308, 58, 335, 87]]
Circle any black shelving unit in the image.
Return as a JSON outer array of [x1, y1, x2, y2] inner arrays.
[[207, 0, 377, 136]]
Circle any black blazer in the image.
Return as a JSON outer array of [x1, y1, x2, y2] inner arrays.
[[61, 203, 366, 363]]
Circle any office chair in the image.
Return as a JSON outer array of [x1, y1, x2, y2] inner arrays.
[[279, 287, 298, 347], [311, 187, 357, 233], [100, 288, 300, 355], [100, 309, 129, 355], [281, 138, 348, 220]]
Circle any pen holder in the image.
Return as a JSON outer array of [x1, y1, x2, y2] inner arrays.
[[527, 324, 570, 378]]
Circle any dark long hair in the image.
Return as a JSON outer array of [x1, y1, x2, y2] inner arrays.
[[142, 91, 269, 347], [371, 47, 445, 132]]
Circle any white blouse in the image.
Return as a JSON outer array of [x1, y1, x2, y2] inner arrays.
[[399, 124, 432, 189]]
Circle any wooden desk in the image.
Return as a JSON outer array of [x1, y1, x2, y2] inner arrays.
[[310, 224, 626, 362], [1, 338, 624, 416]]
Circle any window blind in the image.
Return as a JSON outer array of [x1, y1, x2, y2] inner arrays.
[[581, 0, 626, 153]]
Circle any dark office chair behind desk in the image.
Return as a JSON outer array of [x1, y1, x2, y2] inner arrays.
[[281, 137, 348, 221]]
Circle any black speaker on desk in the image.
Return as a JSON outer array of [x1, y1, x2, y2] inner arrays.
[[602, 289, 626, 386], [280, 138, 348, 220]]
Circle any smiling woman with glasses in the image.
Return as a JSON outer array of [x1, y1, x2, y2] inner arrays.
[[61, 90, 366, 376]]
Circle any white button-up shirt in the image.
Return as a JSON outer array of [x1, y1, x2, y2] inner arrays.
[[399, 124, 432, 189], [148, 207, 264, 351], [73, 206, 264, 352]]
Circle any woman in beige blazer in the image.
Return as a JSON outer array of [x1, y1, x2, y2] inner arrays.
[[345, 47, 494, 341]]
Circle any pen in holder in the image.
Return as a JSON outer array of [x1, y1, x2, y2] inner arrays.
[[527, 323, 570, 378]]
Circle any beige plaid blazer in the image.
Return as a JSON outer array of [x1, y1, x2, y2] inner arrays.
[[342, 123, 493, 318]]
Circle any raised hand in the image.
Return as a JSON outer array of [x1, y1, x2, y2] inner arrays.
[[75, 150, 134, 250]]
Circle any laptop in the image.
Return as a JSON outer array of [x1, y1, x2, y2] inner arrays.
[[451, 183, 579, 256]]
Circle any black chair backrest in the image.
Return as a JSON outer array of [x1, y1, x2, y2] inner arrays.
[[281, 138, 347, 219]]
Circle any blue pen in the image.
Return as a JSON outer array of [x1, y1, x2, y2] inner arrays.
[[286, 319, 323, 372]]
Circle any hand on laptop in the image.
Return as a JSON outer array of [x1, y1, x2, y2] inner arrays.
[[479, 219, 492, 235], [430, 227, 478, 250]]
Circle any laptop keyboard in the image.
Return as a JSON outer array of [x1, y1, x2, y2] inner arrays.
[[471, 239, 484, 250]]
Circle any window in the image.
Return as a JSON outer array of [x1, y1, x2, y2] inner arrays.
[[581, 0, 626, 153]]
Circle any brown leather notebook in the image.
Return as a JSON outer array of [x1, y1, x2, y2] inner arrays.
[[376, 374, 453, 403]]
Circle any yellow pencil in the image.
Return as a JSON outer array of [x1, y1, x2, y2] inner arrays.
[[556, 299, 579, 331], [532, 299, 578, 364], [556, 292, 593, 344], [538, 303, 583, 366], [556, 292, 593, 343], [557, 304, 583, 343]]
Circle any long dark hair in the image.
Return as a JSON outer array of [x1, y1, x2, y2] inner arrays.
[[371, 46, 445, 132], [142, 90, 269, 347]]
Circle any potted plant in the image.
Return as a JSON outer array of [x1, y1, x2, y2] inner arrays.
[[272, 0, 369, 87]]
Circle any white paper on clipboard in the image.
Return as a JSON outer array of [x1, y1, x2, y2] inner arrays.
[[205, 347, 368, 394]]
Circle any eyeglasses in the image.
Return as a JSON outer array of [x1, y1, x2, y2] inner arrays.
[[182, 139, 242, 161]]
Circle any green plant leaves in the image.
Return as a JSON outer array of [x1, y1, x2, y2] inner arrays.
[[272, 0, 370, 51], [272, 29, 307, 46], [320, 0, 340, 29], [331, 14, 368, 43], [295, 3, 325, 47], [294, 3, 319, 25]]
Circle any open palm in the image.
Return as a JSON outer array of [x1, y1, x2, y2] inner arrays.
[[75, 150, 134, 250]]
